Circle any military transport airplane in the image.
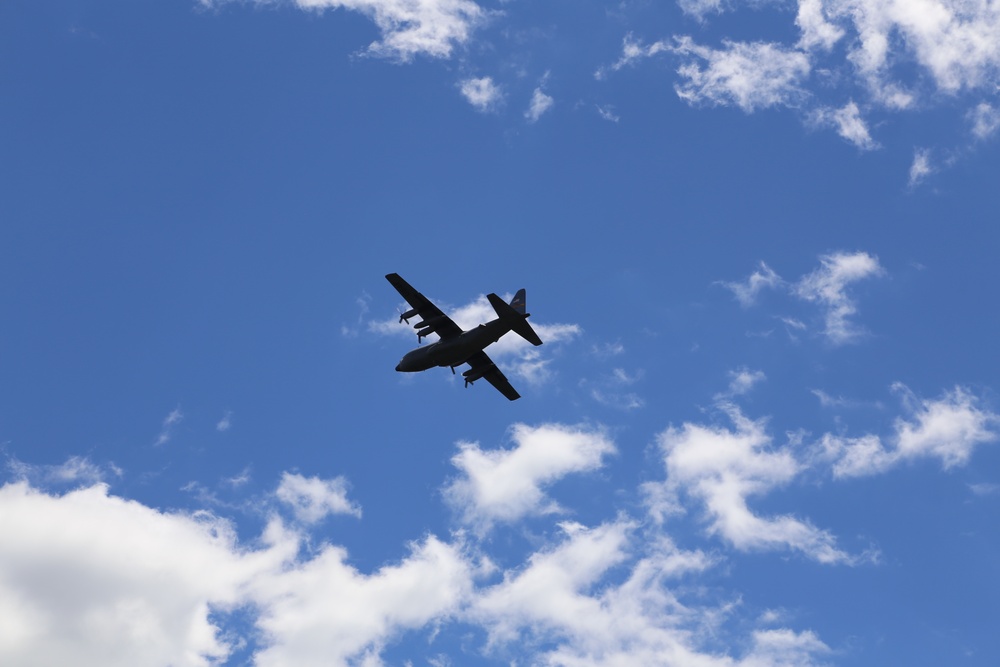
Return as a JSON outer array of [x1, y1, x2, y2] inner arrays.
[[386, 273, 543, 401]]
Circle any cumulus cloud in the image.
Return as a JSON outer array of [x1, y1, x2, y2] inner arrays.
[[796, 0, 845, 51], [470, 519, 828, 666], [204, 0, 490, 62], [822, 0, 1000, 97], [0, 482, 296, 667], [818, 385, 999, 477], [460, 76, 503, 112], [794, 251, 884, 344], [673, 37, 812, 112], [250, 535, 473, 667], [650, 404, 852, 563], [0, 480, 476, 667], [444, 423, 615, 529], [719, 261, 783, 308], [275, 472, 362, 523]]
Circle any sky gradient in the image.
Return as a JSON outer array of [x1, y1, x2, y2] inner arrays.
[[2, 1, 999, 666]]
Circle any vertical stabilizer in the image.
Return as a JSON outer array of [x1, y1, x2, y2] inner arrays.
[[510, 288, 527, 315]]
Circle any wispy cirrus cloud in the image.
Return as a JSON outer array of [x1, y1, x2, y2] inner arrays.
[[154, 407, 183, 446], [794, 251, 884, 344], [202, 0, 492, 62], [672, 37, 812, 112], [5, 455, 121, 489], [718, 261, 783, 308], [810, 101, 879, 150], [722, 252, 884, 345], [596, 0, 1000, 177]]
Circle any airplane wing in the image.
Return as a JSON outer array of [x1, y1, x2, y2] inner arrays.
[[385, 273, 464, 341], [465, 351, 520, 401]]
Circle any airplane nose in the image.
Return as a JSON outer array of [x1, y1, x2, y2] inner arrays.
[[395, 361, 405, 372]]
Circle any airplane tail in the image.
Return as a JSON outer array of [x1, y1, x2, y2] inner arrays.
[[487, 291, 543, 346]]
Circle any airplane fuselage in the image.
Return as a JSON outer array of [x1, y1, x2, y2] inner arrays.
[[395, 318, 509, 372]]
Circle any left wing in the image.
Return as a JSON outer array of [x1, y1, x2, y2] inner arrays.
[[463, 351, 520, 401], [385, 273, 464, 341]]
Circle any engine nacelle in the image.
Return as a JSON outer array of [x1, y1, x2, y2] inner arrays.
[[399, 308, 419, 324], [414, 316, 445, 330], [462, 364, 494, 387]]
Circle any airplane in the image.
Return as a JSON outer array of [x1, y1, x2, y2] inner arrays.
[[386, 273, 543, 401]]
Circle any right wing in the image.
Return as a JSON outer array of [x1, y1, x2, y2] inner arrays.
[[385, 273, 464, 341], [464, 351, 520, 401]]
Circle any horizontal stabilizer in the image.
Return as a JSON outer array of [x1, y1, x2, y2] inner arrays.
[[487, 292, 543, 347]]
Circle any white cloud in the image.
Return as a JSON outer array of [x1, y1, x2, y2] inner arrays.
[[444, 423, 615, 529], [673, 37, 812, 112], [893, 384, 998, 468], [651, 404, 852, 563], [969, 101, 1000, 139], [6, 455, 116, 488], [740, 628, 831, 667], [206, 0, 491, 62], [794, 251, 884, 344], [969, 482, 1000, 497], [909, 147, 934, 186], [216, 410, 233, 432], [250, 535, 473, 667], [0, 480, 476, 667], [719, 261, 783, 307], [796, 0, 845, 51], [596, 104, 620, 122], [811, 388, 871, 408], [721, 367, 766, 397], [525, 87, 554, 123], [469, 519, 828, 667], [822, 0, 1000, 96], [811, 101, 879, 150], [459, 76, 503, 112], [155, 407, 183, 446], [590, 367, 645, 410], [595, 33, 670, 80], [0, 482, 296, 667], [275, 472, 362, 523], [817, 385, 999, 477]]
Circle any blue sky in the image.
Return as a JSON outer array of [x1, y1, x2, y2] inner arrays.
[[2, 1, 999, 665]]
